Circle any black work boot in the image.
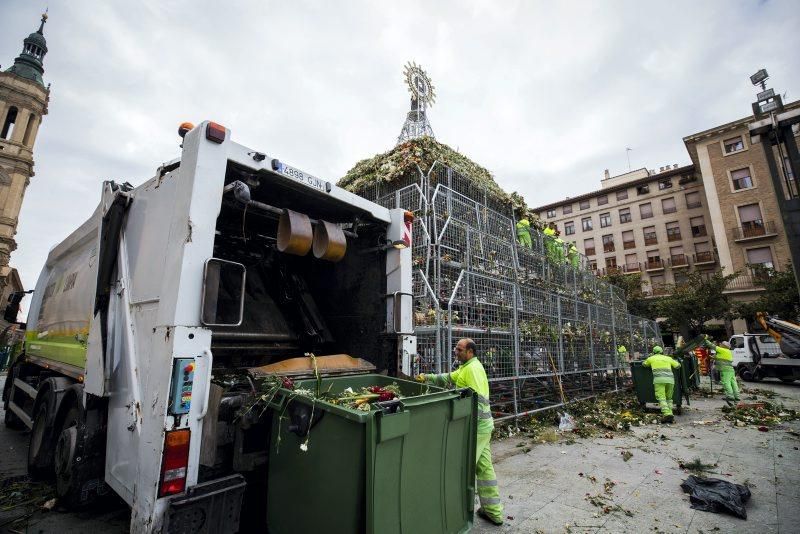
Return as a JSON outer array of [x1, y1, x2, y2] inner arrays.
[[661, 414, 674, 424], [477, 508, 503, 526]]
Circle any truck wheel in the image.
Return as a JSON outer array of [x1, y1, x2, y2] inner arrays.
[[739, 367, 754, 382], [54, 403, 89, 509], [28, 400, 56, 479]]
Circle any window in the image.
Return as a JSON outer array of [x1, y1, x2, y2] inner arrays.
[[580, 199, 591, 210], [674, 272, 690, 286], [582, 217, 593, 231], [723, 136, 745, 154], [619, 208, 632, 223], [547, 209, 556, 218], [602, 234, 615, 253], [639, 203, 653, 219], [731, 337, 745, 349], [658, 179, 672, 190], [622, 230, 635, 249], [22, 114, 36, 146], [746, 247, 774, 269], [650, 274, 666, 294], [625, 253, 638, 269], [670, 245, 687, 267], [647, 250, 661, 262], [738, 203, 765, 237], [599, 212, 612, 228], [731, 168, 754, 190], [563, 204, 573, 215], [597, 195, 608, 206], [1, 106, 18, 140], [685, 191, 701, 209], [637, 185, 650, 195], [605, 257, 618, 269], [690, 216, 706, 237], [695, 241, 714, 263], [564, 221, 575, 235], [589, 260, 598, 271], [616, 189, 629, 201], [661, 197, 677, 214], [584, 238, 595, 256], [643, 226, 657, 245], [666, 221, 681, 241]]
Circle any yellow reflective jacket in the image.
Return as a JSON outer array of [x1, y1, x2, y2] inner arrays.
[[424, 357, 494, 433], [643, 353, 680, 384], [708, 343, 733, 368]]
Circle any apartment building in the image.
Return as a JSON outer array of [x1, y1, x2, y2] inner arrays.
[[532, 164, 715, 296], [683, 99, 800, 293]]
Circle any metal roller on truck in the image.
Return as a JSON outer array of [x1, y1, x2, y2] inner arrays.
[[2, 121, 477, 533]]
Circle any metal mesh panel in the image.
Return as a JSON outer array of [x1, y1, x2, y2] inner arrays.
[[346, 160, 663, 421]]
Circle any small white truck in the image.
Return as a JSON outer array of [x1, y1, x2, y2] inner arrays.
[[729, 333, 800, 383], [2, 121, 417, 532]]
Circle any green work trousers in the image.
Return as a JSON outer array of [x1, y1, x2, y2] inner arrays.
[[517, 232, 532, 248], [719, 366, 740, 402], [476, 432, 503, 523], [653, 382, 674, 416]]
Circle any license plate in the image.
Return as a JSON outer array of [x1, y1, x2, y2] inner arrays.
[[276, 162, 328, 193]]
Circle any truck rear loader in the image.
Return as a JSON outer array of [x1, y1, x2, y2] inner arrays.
[[2, 121, 427, 532]]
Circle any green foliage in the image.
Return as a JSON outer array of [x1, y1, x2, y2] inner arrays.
[[655, 270, 736, 335], [337, 136, 510, 204], [734, 264, 800, 322], [600, 272, 654, 318]]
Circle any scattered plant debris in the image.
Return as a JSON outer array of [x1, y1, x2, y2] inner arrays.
[[679, 458, 717, 475], [621, 450, 633, 462], [722, 401, 799, 428]]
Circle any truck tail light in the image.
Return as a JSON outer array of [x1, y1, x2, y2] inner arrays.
[[159, 429, 190, 497], [402, 211, 413, 248], [205, 122, 226, 144]]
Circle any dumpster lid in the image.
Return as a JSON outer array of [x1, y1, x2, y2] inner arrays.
[[249, 353, 375, 379]]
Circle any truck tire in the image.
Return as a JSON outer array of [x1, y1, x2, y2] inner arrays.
[[738, 366, 755, 382], [54, 402, 88, 509], [28, 399, 56, 479]]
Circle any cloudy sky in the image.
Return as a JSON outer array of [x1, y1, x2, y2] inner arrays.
[[2, 0, 799, 291]]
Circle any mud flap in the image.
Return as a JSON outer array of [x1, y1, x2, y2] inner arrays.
[[166, 475, 247, 534]]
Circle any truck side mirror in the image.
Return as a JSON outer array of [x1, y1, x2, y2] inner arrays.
[[201, 258, 246, 326], [3, 292, 24, 323]]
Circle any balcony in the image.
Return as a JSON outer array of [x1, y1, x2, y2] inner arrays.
[[645, 259, 665, 271], [623, 262, 641, 273], [623, 240, 636, 250], [603, 243, 615, 253], [667, 229, 682, 242], [669, 254, 690, 268], [662, 206, 678, 214], [732, 220, 778, 242], [691, 226, 707, 238], [585, 247, 596, 256], [693, 251, 717, 265], [678, 175, 697, 185], [602, 266, 622, 276], [686, 201, 702, 209], [726, 273, 766, 292], [644, 235, 658, 246], [652, 286, 670, 296]]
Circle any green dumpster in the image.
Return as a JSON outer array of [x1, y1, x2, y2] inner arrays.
[[629, 360, 686, 415], [265, 374, 477, 534], [681, 353, 701, 389]]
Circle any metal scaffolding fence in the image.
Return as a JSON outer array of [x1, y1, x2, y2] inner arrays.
[[366, 161, 661, 421]]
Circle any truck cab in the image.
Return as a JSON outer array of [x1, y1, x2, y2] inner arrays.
[[729, 333, 799, 383]]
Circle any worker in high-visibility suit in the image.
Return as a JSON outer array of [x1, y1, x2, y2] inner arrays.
[[554, 236, 566, 264], [567, 243, 580, 268], [704, 338, 740, 406], [617, 345, 628, 365], [417, 338, 504, 526], [642, 345, 681, 423], [515, 217, 532, 248], [543, 224, 557, 263]]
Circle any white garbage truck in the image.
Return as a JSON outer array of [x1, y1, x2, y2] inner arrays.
[[2, 121, 418, 532]]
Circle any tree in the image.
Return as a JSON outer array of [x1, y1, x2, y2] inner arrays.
[[600, 271, 654, 318], [735, 264, 800, 323], [655, 270, 736, 337]]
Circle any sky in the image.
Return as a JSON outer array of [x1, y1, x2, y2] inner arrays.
[[2, 0, 799, 292]]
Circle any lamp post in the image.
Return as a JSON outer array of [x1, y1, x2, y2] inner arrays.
[[747, 69, 800, 295]]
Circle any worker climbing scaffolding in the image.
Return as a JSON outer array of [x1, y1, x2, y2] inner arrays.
[[515, 217, 532, 248]]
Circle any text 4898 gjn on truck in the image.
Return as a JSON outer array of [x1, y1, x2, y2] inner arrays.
[[1, 122, 473, 532]]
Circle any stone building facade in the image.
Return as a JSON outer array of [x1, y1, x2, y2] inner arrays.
[[0, 13, 50, 293]]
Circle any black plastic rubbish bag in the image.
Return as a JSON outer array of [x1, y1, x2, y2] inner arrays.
[[680, 475, 751, 519]]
